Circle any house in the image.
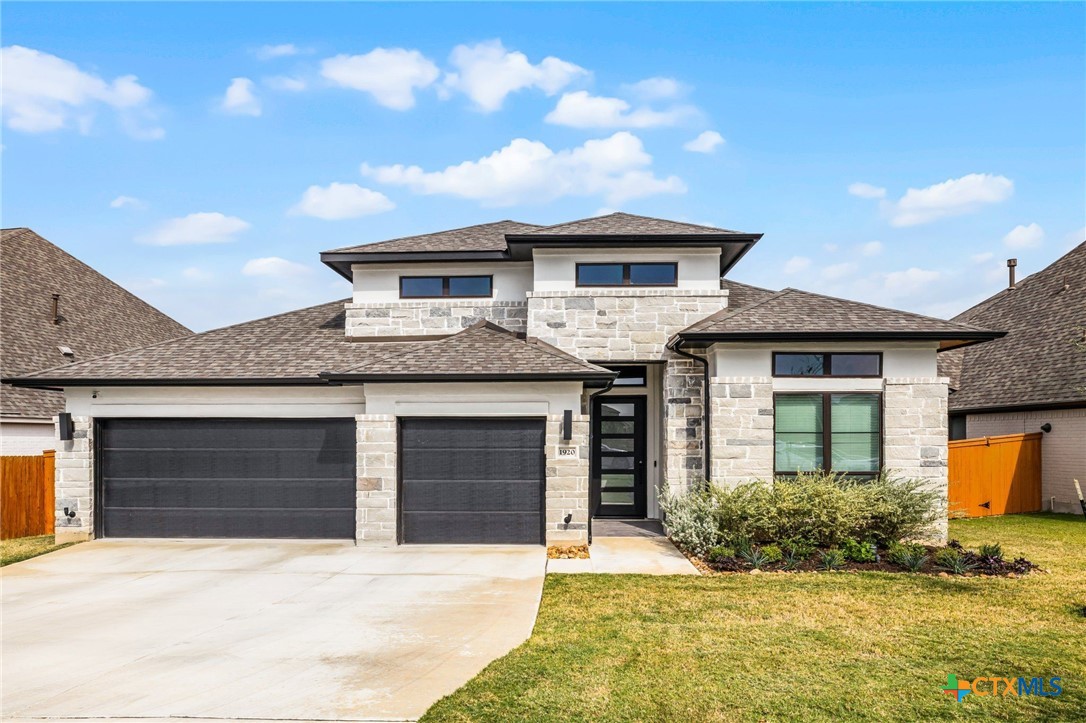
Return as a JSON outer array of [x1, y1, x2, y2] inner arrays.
[[0, 228, 190, 455], [6, 213, 1003, 545], [940, 242, 1085, 514]]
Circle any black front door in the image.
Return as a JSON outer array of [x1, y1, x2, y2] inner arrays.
[[591, 396, 647, 518]]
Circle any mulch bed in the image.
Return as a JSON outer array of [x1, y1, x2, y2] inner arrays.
[[548, 544, 590, 560]]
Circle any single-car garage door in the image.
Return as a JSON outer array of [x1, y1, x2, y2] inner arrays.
[[400, 418, 545, 544], [98, 418, 355, 539]]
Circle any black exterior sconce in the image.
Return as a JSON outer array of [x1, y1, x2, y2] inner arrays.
[[562, 409, 573, 440], [58, 413, 74, 441], [1040, 423, 1052, 433]]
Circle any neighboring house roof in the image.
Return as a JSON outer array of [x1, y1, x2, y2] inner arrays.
[[320, 212, 763, 279], [675, 287, 1004, 350], [323, 321, 614, 382], [939, 242, 1086, 413], [0, 228, 191, 419], [7, 302, 614, 387]]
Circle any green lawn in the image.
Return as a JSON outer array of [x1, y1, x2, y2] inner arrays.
[[423, 514, 1086, 722], [0, 535, 76, 567]]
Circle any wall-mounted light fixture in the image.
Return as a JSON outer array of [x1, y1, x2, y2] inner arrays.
[[1041, 423, 1052, 433], [562, 409, 573, 441], [58, 412, 74, 441]]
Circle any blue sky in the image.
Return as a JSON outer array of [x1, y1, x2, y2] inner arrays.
[[3, 2, 1084, 331]]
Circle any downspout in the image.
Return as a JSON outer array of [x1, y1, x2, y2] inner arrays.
[[585, 376, 616, 544], [666, 335, 711, 487]]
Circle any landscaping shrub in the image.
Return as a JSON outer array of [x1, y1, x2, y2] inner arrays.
[[658, 486, 720, 557], [818, 549, 846, 571], [841, 538, 877, 563], [707, 545, 735, 564], [760, 544, 783, 564]]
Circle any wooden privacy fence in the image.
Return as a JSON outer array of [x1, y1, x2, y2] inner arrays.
[[948, 433, 1042, 518], [1, 451, 55, 539]]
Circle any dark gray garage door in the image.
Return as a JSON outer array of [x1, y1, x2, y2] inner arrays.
[[98, 419, 355, 539], [400, 418, 545, 544]]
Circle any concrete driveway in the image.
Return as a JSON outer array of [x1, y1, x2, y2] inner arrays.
[[1, 540, 545, 722]]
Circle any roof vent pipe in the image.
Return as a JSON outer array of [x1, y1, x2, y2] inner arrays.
[[51, 293, 61, 324], [1007, 258, 1017, 290]]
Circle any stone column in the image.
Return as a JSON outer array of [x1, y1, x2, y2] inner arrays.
[[55, 415, 94, 543], [709, 377, 775, 487], [663, 357, 705, 494], [355, 414, 397, 544], [545, 413, 589, 545], [884, 378, 949, 541]]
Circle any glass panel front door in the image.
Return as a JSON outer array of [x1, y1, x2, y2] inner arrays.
[[592, 395, 647, 518]]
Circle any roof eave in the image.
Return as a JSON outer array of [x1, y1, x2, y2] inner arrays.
[[320, 250, 512, 279], [319, 371, 616, 383], [504, 233, 762, 274], [949, 399, 1086, 415], [674, 330, 1007, 349], [3, 376, 335, 389]]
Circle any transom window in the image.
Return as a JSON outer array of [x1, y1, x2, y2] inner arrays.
[[399, 275, 493, 298], [775, 392, 882, 476], [772, 352, 882, 377], [576, 262, 678, 287], [610, 365, 647, 387]]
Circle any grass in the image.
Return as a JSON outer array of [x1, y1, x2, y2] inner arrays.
[[422, 514, 1086, 722], [0, 535, 76, 567]]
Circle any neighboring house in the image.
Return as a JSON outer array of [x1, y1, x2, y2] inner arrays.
[[6, 213, 1002, 544], [940, 242, 1086, 514], [0, 228, 190, 455]]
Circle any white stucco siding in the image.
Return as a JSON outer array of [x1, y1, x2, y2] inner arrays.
[[64, 386, 366, 418], [351, 262, 533, 303], [0, 420, 56, 455], [362, 381, 582, 417], [709, 342, 940, 383], [532, 247, 722, 292]]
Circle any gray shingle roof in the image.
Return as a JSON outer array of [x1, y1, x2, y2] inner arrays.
[[519, 212, 744, 236], [327, 321, 614, 380], [940, 242, 1086, 412], [8, 303, 613, 386], [328, 220, 541, 254], [720, 279, 777, 310], [678, 287, 1002, 349], [1, 228, 192, 418]]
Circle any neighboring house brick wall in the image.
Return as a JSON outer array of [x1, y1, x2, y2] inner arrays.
[[664, 357, 708, 493], [527, 289, 729, 360], [55, 416, 93, 544], [345, 301, 528, 337], [709, 376, 774, 486], [355, 414, 398, 543], [885, 378, 949, 541], [545, 413, 590, 545], [965, 408, 1086, 515]]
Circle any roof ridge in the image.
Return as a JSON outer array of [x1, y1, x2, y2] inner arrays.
[[530, 211, 736, 235], [326, 219, 539, 253], [954, 241, 1086, 322]]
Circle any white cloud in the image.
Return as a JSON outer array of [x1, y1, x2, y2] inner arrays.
[[264, 75, 307, 92], [783, 256, 811, 274], [1002, 223, 1045, 249], [0, 45, 162, 138], [321, 48, 439, 110], [860, 241, 883, 257], [883, 267, 941, 296], [823, 243, 839, 253], [848, 182, 886, 199], [220, 77, 261, 116], [361, 131, 685, 207], [110, 195, 144, 209], [181, 267, 213, 282], [683, 130, 725, 154], [888, 173, 1014, 227], [545, 91, 695, 129], [623, 77, 684, 100], [444, 40, 587, 112], [255, 43, 299, 60], [139, 212, 251, 246], [242, 257, 313, 278], [290, 182, 395, 220], [821, 262, 859, 282], [971, 251, 994, 264]]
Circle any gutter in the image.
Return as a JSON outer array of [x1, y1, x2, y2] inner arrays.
[[665, 335, 711, 486]]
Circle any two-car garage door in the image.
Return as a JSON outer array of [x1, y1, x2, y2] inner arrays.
[[98, 417, 545, 544]]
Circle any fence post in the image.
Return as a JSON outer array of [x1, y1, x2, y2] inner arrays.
[[43, 450, 56, 535]]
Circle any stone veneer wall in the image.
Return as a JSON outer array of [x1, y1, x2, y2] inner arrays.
[[54, 416, 94, 543], [884, 378, 949, 541], [355, 414, 397, 543], [709, 377, 775, 487], [527, 290, 729, 360], [663, 357, 707, 494], [346, 301, 527, 337], [545, 413, 590, 544]]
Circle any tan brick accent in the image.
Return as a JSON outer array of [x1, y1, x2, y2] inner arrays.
[[355, 415, 397, 543], [54, 416, 94, 543], [346, 300, 527, 337], [709, 377, 774, 487], [545, 414, 589, 544]]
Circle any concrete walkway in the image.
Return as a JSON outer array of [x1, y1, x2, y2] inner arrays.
[[548, 535, 700, 575], [1, 540, 545, 722]]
